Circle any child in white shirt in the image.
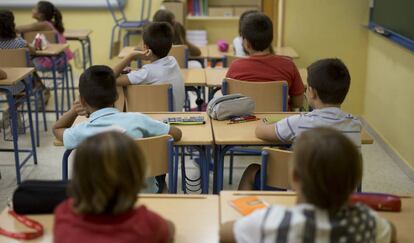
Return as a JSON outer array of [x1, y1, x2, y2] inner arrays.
[[220, 127, 396, 243], [113, 22, 185, 111]]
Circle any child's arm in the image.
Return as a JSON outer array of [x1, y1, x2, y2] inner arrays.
[[168, 126, 182, 142], [15, 22, 49, 33], [255, 119, 283, 143], [52, 100, 87, 141], [112, 50, 151, 77], [219, 221, 236, 243]]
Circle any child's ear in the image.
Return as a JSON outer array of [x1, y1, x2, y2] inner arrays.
[[307, 86, 318, 100], [79, 96, 87, 107]]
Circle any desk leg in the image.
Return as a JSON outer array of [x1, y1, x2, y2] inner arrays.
[[81, 39, 87, 71], [6, 90, 21, 183], [63, 56, 71, 110], [213, 145, 232, 194], [51, 58, 59, 120], [24, 77, 37, 165], [87, 37, 92, 67]]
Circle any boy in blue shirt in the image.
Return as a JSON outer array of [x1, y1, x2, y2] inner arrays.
[[53, 65, 182, 192]]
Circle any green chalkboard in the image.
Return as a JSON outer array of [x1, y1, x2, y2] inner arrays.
[[371, 0, 414, 41]]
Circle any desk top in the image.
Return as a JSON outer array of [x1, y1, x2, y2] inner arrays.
[[205, 68, 308, 87], [220, 191, 414, 243], [0, 194, 219, 243], [274, 46, 299, 59], [0, 67, 34, 86], [180, 68, 206, 86], [64, 29, 92, 40], [212, 113, 373, 145], [33, 44, 69, 56], [54, 112, 213, 146]]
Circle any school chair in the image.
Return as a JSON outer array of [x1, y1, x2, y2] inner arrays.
[[0, 48, 47, 147], [260, 147, 292, 190], [126, 83, 174, 112], [106, 0, 151, 58], [61, 135, 176, 193], [223, 55, 245, 68], [222, 78, 288, 112], [22, 30, 75, 113], [114, 86, 126, 111], [222, 78, 289, 184]]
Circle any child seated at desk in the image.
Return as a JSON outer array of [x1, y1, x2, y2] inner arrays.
[[54, 131, 174, 243], [52, 65, 182, 192], [113, 22, 185, 112], [153, 9, 201, 57], [239, 58, 361, 191], [15, 1, 73, 71], [220, 127, 396, 243], [226, 12, 304, 110]]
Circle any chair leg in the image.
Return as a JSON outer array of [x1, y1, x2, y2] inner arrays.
[[34, 92, 40, 147], [39, 89, 47, 132], [109, 25, 117, 58]]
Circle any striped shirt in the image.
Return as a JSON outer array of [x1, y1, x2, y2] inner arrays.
[[275, 107, 361, 147], [0, 37, 27, 49], [234, 203, 392, 243]]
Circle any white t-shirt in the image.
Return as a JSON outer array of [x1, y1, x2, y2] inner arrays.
[[234, 203, 392, 243], [233, 36, 247, 57], [275, 107, 362, 148], [127, 56, 185, 111]]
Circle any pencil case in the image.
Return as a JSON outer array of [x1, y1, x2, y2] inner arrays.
[[350, 192, 401, 212]]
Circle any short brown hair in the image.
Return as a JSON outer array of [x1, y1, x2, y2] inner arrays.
[[143, 22, 174, 58], [307, 58, 351, 105], [69, 132, 146, 215], [292, 127, 362, 213]]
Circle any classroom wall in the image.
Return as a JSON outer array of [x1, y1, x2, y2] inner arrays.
[[11, 0, 163, 74], [363, 32, 414, 168], [283, 0, 370, 115]]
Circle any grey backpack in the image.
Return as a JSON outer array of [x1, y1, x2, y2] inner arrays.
[[207, 94, 255, 120]]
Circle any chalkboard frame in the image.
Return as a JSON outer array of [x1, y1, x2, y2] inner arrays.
[[0, 0, 126, 9], [368, 1, 414, 52]]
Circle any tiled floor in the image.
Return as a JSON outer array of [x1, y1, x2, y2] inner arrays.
[[1, 95, 414, 211]]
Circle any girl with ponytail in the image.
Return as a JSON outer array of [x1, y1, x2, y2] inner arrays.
[[16, 1, 73, 70]]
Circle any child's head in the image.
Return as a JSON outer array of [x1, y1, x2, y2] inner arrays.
[[152, 9, 175, 26], [69, 131, 147, 215], [290, 127, 362, 213], [142, 22, 174, 59], [33, 1, 64, 33], [0, 10, 16, 39], [240, 13, 273, 53], [238, 10, 260, 36], [306, 58, 351, 107], [79, 65, 118, 110]]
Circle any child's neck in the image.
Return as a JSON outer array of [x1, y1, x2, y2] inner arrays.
[[312, 100, 341, 110], [248, 49, 270, 56], [150, 56, 161, 63]]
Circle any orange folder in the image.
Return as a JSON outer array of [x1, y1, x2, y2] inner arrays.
[[230, 196, 268, 216]]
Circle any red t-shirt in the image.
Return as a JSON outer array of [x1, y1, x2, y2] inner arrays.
[[226, 54, 305, 97], [54, 199, 170, 243]]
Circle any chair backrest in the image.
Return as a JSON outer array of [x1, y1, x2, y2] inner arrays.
[[126, 84, 173, 112], [22, 31, 58, 44], [106, 0, 151, 24], [222, 78, 288, 112], [114, 86, 126, 111], [135, 135, 173, 178], [261, 147, 293, 190], [224, 55, 245, 67], [169, 45, 188, 68], [0, 48, 30, 67]]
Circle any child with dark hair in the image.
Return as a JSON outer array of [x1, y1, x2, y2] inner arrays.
[[221, 127, 396, 243], [16, 1, 73, 70], [226, 13, 304, 110], [113, 22, 185, 111], [153, 9, 201, 57], [239, 58, 361, 191], [0, 10, 28, 49], [232, 9, 260, 56], [54, 131, 175, 243], [52, 65, 182, 191]]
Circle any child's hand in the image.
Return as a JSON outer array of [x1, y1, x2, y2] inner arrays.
[[129, 49, 152, 61], [73, 100, 88, 117]]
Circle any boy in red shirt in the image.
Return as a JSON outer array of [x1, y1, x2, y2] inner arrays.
[[226, 13, 305, 109]]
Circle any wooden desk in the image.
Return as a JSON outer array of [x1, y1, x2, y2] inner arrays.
[[64, 29, 92, 41], [0, 194, 219, 243], [64, 29, 92, 70], [212, 113, 373, 145], [180, 68, 206, 86], [274, 46, 299, 59], [0, 67, 35, 86], [207, 44, 300, 59], [220, 191, 414, 243], [33, 44, 69, 56], [0, 67, 37, 184]]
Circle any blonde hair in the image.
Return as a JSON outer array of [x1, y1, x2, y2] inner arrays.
[[69, 131, 146, 215]]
